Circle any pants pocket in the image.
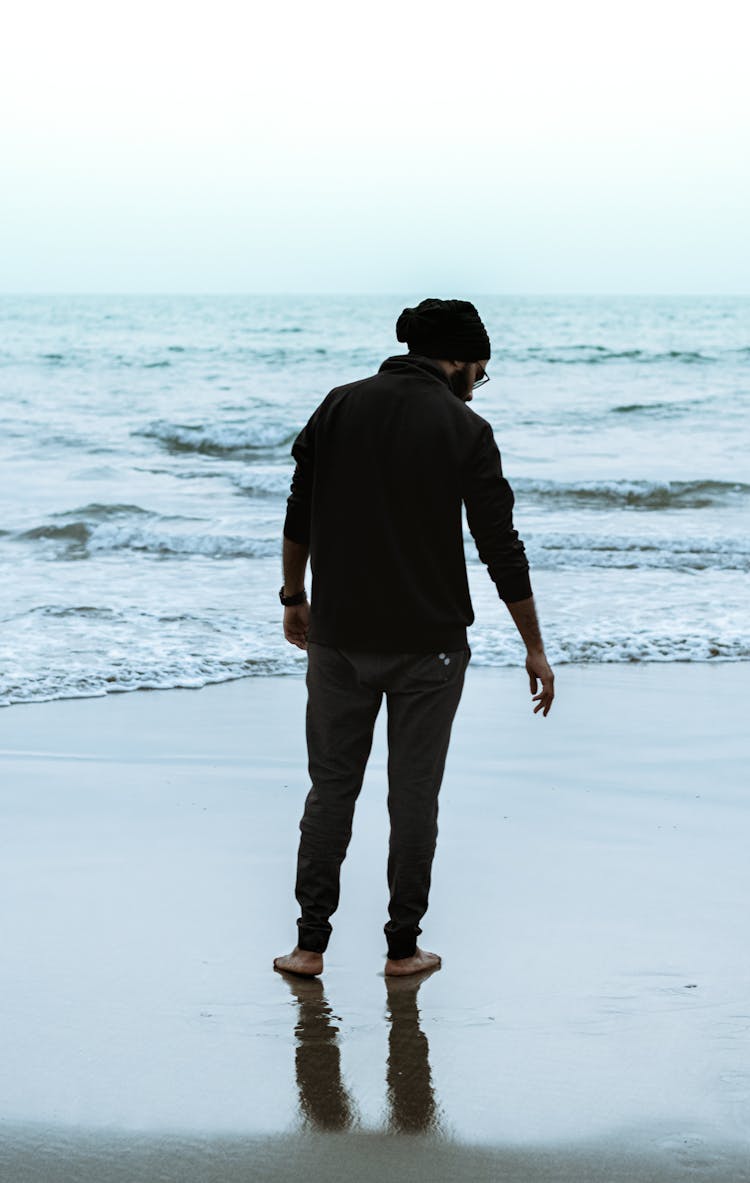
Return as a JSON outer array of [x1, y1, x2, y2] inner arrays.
[[406, 650, 466, 687]]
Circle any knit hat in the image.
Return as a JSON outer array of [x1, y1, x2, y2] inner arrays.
[[396, 298, 491, 361]]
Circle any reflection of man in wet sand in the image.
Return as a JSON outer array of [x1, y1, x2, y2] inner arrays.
[[275, 299, 554, 979], [283, 968, 443, 1134], [288, 976, 357, 1132]]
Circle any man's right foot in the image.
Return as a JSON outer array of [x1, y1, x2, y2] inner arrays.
[[273, 946, 324, 977], [384, 947, 441, 977]]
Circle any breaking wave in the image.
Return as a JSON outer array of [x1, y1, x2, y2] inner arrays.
[[134, 419, 297, 456], [523, 532, 750, 572], [2, 629, 748, 708], [469, 633, 750, 667], [15, 504, 278, 560], [0, 654, 298, 708], [230, 468, 293, 498], [514, 478, 750, 511]]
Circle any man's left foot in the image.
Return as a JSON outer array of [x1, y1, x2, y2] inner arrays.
[[384, 946, 441, 977], [273, 946, 324, 977]]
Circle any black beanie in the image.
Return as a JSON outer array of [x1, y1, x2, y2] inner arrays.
[[396, 297, 491, 361]]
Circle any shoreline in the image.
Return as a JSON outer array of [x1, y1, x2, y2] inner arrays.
[[3, 651, 749, 714]]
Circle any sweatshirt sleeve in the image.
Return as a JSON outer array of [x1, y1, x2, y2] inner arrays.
[[462, 421, 532, 604], [283, 413, 316, 545]]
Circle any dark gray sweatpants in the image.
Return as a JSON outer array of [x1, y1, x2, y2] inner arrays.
[[295, 641, 470, 960]]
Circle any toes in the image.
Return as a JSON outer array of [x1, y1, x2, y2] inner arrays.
[[274, 953, 322, 978]]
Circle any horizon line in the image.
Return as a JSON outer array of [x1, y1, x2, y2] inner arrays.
[[1, 290, 749, 299]]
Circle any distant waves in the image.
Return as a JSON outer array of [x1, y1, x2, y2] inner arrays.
[[1, 292, 748, 706], [514, 477, 750, 510], [19, 342, 750, 368]]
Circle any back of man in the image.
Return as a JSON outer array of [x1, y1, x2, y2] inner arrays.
[[285, 353, 532, 653], [275, 298, 554, 980], [310, 356, 476, 651]]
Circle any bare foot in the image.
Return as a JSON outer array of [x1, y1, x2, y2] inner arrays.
[[384, 946, 441, 977], [273, 946, 324, 977]]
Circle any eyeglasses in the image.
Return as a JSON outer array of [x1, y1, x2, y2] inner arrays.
[[472, 364, 490, 389]]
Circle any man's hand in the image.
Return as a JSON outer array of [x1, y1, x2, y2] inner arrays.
[[526, 650, 555, 716], [283, 602, 310, 650], [505, 596, 553, 715]]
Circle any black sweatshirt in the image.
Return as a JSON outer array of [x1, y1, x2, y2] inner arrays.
[[283, 353, 532, 653]]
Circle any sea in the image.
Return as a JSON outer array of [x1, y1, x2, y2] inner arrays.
[[1, 294, 747, 707]]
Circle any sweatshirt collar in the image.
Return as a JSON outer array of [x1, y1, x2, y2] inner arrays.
[[378, 353, 452, 390]]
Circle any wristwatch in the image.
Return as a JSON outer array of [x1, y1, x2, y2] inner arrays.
[[279, 585, 308, 607]]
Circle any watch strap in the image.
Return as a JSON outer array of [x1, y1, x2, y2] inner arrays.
[[279, 585, 307, 607]]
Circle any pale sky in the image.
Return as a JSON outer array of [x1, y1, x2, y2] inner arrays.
[[2, 0, 749, 293]]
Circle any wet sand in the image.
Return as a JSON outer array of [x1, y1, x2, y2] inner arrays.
[[1, 664, 749, 1180], [4, 1124, 750, 1183]]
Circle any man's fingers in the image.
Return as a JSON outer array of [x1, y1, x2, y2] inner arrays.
[[532, 688, 554, 717], [284, 628, 308, 649], [282, 604, 310, 649], [528, 653, 555, 718]]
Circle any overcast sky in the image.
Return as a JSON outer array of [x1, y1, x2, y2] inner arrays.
[[2, 0, 748, 293]]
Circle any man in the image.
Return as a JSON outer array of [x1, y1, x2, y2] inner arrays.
[[274, 298, 554, 979]]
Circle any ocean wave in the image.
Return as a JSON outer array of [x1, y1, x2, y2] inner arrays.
[[470, 633, 750, 667], [20, 521, 94, 545], [60, 502, 154, 520], [18, 503, 158, 544], [17, 342, 741, 371], [0, 655, 299, 708], [16, 519, 279, 560], [514, 478, 750, 510], [226, 326, 305, 335], [131, 465, 232, 482], [610, 399, 705, 416], [22, 604, 122, 620], [14, 502, 279, 559], [134, 418, 296, 456], [2, 631, 747, 707], [230, 468, 293, 498], [522, 533, 750, 572], [12, 484, 748, 567], [518, 345, 714, 365]]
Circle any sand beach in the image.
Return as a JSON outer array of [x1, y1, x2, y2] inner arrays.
[[1, 662, 749, 1181]]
